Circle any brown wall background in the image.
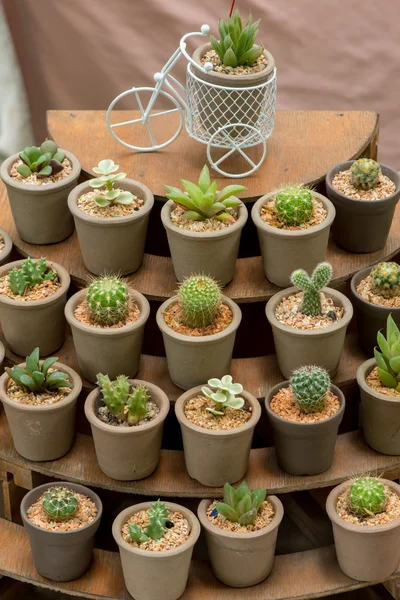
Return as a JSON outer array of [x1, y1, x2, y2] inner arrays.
[[4, 0, 400, 167]]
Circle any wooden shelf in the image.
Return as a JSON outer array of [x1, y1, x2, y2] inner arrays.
[[0, 518, 398, 600]]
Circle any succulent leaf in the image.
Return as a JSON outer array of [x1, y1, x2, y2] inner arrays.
[[17, 142, 64, 177], [88, 161, 130, 206], [202, 375, 245, 415], [216, 481, 266, 525], [210, 9, 263, 67], [6, 347, 71, 394]]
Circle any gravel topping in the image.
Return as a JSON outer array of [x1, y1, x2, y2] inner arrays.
[[0, 236, 4, 252], [77, 189, 143, 218], [27, 491, 98, 532], [74, 297, 140, 329], [332, 169, 396, 200], [0, 272, 60, 302], [366, 366, 400, 398], [122, 508, 191, 552], [11, 158, 71, 186], [201, 48, 268, 75], [170, 206, 237, 232], [206, 499, 274, 532], [96, 398, 159, 427], [183, 394, 252, 430], [270, 386, 340, 423], [356, 274, 400, 307], [275, 291, 343, 330], [6, 371, 71, 406], [337, 485, 400, 526], [260, 198, 327, 230], [163, 301, 232, 336]]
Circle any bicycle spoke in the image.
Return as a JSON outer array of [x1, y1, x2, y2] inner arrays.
[[111, 117, 144, 128], [146, 119, 157, 148], [213, 146, 238, 166]]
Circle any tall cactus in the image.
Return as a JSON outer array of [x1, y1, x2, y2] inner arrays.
[[87, 277, 130, 326], [291, 262, 333, 316], [178, 275, 221, 328]]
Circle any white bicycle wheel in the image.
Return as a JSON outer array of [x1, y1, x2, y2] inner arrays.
[[207, 124, 267, 178], [106, 87, 184, 152]]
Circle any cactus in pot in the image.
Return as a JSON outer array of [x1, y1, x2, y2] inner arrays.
[[274, 186, 313, 226], [290, 366, 331, 413], [291, 262, 333, 316], [87, 276, 130, 326], [96, 373, 150, 425], [42, 486, 79, 521], [128, 500, 171, 543], [350, 158, 382, 190], [178, 274, 221, 328], [348, 477, 387, 516], [370, 262, 400, 298], [8, 257, 56, 296]]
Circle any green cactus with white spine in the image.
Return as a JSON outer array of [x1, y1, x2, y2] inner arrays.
[[291, 262, 333, 316], [8, 257, 56, 296], [350, 159, 381, 190], [178, 275, 221, 328], [128, 500, 170, 543], [274, 186, 313, 226], [348, 477, 387, 516], [370, 262, 400, 298], [290, 366, 330, 413], [87, 277, 129, 326], [42, 486, 79, 521], [96, 373, 150, 425]]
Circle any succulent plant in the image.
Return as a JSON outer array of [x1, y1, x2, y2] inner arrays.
[[348, 477, 387, 516], [87, 276, 130, 326], [164, 164, 245, 222], [290, 366, 331, 413], [374, 314, 400, 391], [274, 186, 314, 226], [350, 159, 381, 190], [17, 140, 65, 179], [215, 481, 266, 525], [128, 500, 170, 543], [201, 375, 245, 416], [89, 159, 134, 208], [6, 347, 72, 394], [291, 262, 333, 317], [370, 262, 400, 298], [178, 274, 221, 328], [96, 373, 150, 425], [42, 486, 79, 521], [210, 9, 264, 68], [8, 257, 56, 296]]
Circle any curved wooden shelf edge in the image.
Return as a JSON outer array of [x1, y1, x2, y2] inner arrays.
[[0, 518, 399, 600]]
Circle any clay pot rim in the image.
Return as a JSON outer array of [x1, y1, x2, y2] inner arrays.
[[175, 386, 261, 437], [84, 380, 170, 434], [0, 260, 70, 308], [326, 478, 400, 534], [112, 501, 201, 557], [0, 361, 82, 413], [161, 200, 248, 240], [65, 288, 150, 338], [350, 266, 400, 315], [0, 150, 81, 193], [264, 381, 345, 427], [197, 496, 283, 539], [0, 228, 13, 262], [326, 161, 400, 205], [266, 286, 353, 337], [68, 179, 154, 226], [20, 481, 103, 536], [0, 341, 4, 366], [357, 357, 400, 404]]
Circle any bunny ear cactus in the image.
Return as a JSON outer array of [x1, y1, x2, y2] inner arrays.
[[42, 486, 79, 522], [96, 373, 150, 425], [201, 375, 245, 415], [374, 314, 400, 391], [6, 347, 72, 394], [17, 140, 65, 179], [291, 262, 333, 316], [89, 159, 134, 208], [164, 165, 246, 222], [215, 481, 267, 525], [348, 477, 387, 516], [290, 366, 330, 413], [87, 277, 130, 326], [274, 186, 314, 226], [350, 159, 381, 191], [370, 262, 400, 298], [128, 500, 170, 543], [178, 274, 221, 328], [8, 257, 56, 296], [210, 9, 264, 68]]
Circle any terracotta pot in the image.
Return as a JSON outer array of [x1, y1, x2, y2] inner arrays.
[[65, 288, 150, 384], [350, 266, 400, 354], [161, 200, 247, 286], [198, 496, 283, 587], [68, 179, 154, 275], [0, 151, 80, 245], [175, 386, 261, 486], [0, 341, 4, 370], [156, 295, 241, 390], [112, 501, 200, 600], [0, 260, 70, 356], [85, 380, 169, 480], [265, 381, 345, 475], [326, 478, 400, 581], [357, 358, 400, 455], [326, 161, 400, 253], [21, 481, 102, 581], [0, 228, 12, 266], [0, 362, 82, 461], [266, 286, 353, 378], [251, 191, 335, 287]]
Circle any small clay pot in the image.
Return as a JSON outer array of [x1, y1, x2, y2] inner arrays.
[[326, 478, 400, 581], [265, 382, 345, 475], [350, 266, 400, 354], [198, 496, 283, 587], [251, 191, 335, 287], [175, 386, 261, 486], [0, 228, 12, 266], [0, 362, 82, 461], [0, 260, 70, 356], [21, 481, 102, 581], [112, 501, 200, 600], [266, 286, 353, 378], [0, 151, 81, 244], [85, 380, 170, 480], [161, 200, 248, 285], [0, 341, 4, 370], [68, 179, 154, 275], [65, 288, 150, 384], [326, 161, 400, 253], [357, 358, 400, 455], [156, 295, 241, 390]]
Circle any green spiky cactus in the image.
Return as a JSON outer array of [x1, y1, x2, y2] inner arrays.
[[87, 277, 129, 326], [127, 385, 150, 425], [274, 186, 313, 226], [370, 262, 400, 298], [178, 275, 221, 328], [348, 478, 387, 516], [290, 366, 331, 413], [350, 159, 381, 190], [42, 486, 79, 521], [291, 262, 333, 316], [96, 374, 150, 425], [8, 257, 56, 296], [128, 500, 170, 543]]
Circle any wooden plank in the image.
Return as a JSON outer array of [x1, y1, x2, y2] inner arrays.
[[0, 518, 399, 600]]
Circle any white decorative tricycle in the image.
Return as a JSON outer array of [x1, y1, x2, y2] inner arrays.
[[106, 25, 277, 178]]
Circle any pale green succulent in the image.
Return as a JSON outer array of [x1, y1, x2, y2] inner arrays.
[[201, 375, 245, 416], [216, 481, 266, 525], [210, 9, 264, 68], [89, 159, 134, 208]]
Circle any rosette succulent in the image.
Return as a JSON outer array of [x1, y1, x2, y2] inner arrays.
[[374, 314, 400, 391], [210, 9, 264, 68], [89, 159, 134, 207], [6, 347, 72, 394], [201, 375, 244, 416], [215, 481, 266, 525], [17, 140, 65, 178]]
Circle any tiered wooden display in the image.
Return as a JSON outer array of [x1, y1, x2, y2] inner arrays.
[[1, 109, 399, 600]]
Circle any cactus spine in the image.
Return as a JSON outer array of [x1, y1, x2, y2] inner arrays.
[[348, 478, 387, 516], [370, 262, 400, 298], [42, 486, 79, 521], [87, 277, 129, 326], [178, 275, 221, 328], [350, 159, 381, 190], [291, 262, 333, 316], [290, 366, 331, 413], [274, 186, 313, 226]]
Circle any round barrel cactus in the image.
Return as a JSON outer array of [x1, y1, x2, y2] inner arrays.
[[87, 277, 130, 326], [290, 365, 331, 413], [274, 187, 314, 226], [178, 275, 221, 328], [348, 478, 387, 516], [350, 159, 381, 190], [370, 262, 400, 297], [42, 486, 79, 521]]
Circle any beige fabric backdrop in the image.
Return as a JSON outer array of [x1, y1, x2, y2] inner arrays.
[[4, 0, 400, 166]]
